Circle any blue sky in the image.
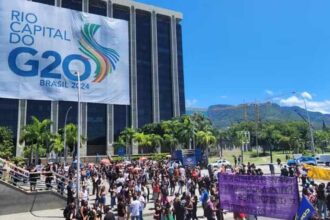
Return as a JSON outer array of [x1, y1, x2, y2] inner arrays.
[[138, 0, 330, 113]]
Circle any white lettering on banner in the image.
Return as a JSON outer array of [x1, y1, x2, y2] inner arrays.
[[0, 0, 129, 104]]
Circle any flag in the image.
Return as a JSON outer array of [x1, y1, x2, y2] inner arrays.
[[296, 196, 315, 220]]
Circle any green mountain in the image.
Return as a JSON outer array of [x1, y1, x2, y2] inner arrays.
[[185, 107, 208, 117], [188, 103, 330, 129]]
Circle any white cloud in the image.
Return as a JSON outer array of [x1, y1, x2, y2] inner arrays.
[[186, 99, 198, 108], [279, 95, 330, 114], [265, 90, 274, 96], [220, 95, 228, 99], [301, 91, 312, 100]]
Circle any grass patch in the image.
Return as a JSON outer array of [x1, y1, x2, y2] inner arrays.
[[210, 149, 291, 165]]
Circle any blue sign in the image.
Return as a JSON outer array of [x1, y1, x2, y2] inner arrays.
[[183, 155, 196, 166], [296, 196, 315, 220], [117, 147, 126, 156]]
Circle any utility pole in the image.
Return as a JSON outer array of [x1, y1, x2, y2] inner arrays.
[[303, 98, 315, 154], [64, 106, 72, 166], [76, 72, 81, 213], [243, 104, 248, 121], [254, 103, 259, 156]]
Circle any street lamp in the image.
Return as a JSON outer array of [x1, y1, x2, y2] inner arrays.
[[75, 71, 81, 212], [63, 106, 72, 166]]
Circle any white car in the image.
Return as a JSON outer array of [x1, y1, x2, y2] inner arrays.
[[210, 159, 231, 168]]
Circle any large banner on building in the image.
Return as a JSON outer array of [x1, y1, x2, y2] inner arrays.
[[218, 173, 299, 219], [0, 0, 129, 104]]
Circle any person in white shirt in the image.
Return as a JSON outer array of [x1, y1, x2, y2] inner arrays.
[[80, 185, 89, 202], [130, 196, 141, 220], [138, 192, 146, 220]]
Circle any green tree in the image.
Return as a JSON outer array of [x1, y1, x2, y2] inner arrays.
[[149, 134, 163, 152], [177, 115, 198, 149], [163, 133, 179, 153], [20, 116, 53, 164], [64, 123, 85, 159], [118, 127, 137, 156], [314, 130, 330, 153], [0, 127, 14, 159], [52, 134, 64, 156], [196, 130, 216, 157]]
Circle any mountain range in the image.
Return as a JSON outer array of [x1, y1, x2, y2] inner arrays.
[[186, 103, 330, 129]]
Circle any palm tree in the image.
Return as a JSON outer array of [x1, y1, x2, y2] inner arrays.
[[20, 116, 53, 165], [149, 134, 163, 153], [133, 132, 151, 153], [177, 115, 198, 149], [196, 130, 216, 157], [52, 134, 64, 161], [64, 123, 85, 160], [118, 127, 137, 157], [163, 133, 179, 153], [0, 126, 14, 159]]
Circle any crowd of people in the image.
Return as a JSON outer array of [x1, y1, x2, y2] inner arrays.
[[2, 156, 330, 220]]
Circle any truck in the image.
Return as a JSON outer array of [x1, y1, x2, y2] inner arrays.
[[315, 154, 330, 166]]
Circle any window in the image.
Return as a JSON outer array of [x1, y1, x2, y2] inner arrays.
[[89, 0, 107, 16], [87, 103, 106, 155], [136, 10, 152, 127], [157, 15, 173, 120], [0, 98, 18, 150], [26, 100, 51, 124], [61, 0, 82, 11], [177, 23, 186, 115], [58, 101, 78, 129], [113, 5, 131, 141], [32, 0, 55, 6]]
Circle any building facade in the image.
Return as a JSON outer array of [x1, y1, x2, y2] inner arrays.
[[0, 0, 185, 156]]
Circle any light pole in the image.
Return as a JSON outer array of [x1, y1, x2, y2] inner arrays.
[[302, 97, 315, 154], [76, 71, 81, 212], [64, 106, 72, 166]]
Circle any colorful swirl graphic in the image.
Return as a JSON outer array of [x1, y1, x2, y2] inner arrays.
[[79, 23, 119, 83]]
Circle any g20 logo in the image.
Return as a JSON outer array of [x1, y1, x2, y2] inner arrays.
[[8, 47, 91, 82]]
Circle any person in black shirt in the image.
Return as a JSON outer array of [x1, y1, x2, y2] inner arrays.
[[66, 180, 74, 205], [29, 167, 38, 191], [117, 196, 126, 220], [173, 194, 184, 220], [103, 206, 115, 220]]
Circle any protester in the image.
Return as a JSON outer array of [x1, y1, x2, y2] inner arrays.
[[6, 154, 330, 220], [103, 206, 115, 220]]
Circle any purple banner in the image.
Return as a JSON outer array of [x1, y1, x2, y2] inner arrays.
[[218, 174, 299, 219]]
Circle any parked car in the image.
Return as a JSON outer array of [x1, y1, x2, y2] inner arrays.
[[287, 156, 317, 166], [297, 156, 317, 166], [287, 159, 297, 166], [315, 154, 330, 166], [209, 159, 231, 168]]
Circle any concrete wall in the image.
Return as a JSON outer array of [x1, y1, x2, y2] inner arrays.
[[0, 181, 66, 215]]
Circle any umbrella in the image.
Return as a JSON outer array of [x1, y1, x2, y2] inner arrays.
[[100, 159, 110, 165], [134, 167, 142, 171], [139, 156, 148, 161]]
